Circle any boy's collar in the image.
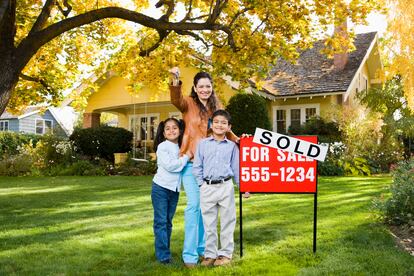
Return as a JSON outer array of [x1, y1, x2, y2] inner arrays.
[[207, 135, 228, 142]]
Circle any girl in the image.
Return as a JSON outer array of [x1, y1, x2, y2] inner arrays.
[[151, 118, 191, 264]]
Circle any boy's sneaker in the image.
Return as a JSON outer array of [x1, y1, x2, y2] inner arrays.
[[213, 256, 231, 266], [200, 257, 216, 267]]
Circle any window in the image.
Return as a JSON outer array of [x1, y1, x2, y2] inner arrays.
[[273, 104, 320, 133], [276, 110, 286, 133], [305, 108, 316, 122], [0, 120, 9, 131], [35, 119, 53, 134], [130, 114, 159, 141], [290, 109, 301, 128]]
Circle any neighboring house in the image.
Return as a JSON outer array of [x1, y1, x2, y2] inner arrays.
[[82, 30, 381, 141], [0, 106, 77, 137]]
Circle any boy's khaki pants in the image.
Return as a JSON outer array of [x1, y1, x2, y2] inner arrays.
[[200, 179, 236, 259]]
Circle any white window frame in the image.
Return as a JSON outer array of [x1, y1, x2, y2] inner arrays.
[[168, 112, 182, 119], [0, 120, 9, 131], [272, 104, 320, 133], [129, 113, 160, 141], [35, 119, 53, 134]]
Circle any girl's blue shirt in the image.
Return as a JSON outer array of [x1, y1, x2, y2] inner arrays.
[[153, 140, 189, 192]]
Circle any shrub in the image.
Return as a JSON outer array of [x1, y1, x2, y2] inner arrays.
[[288, 116, 341, 143], [374, 158, 414, 225], [70, 126, 133, 162], [318, 142, 345, 176], [46, 160, 106, 176], [341, 157, 371, 176], [226, 93, 271, 136], [0, 132, 41, 156], [0, 153, 33, 176]]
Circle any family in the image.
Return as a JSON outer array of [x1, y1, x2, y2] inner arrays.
[[150, 67, 244, 268]]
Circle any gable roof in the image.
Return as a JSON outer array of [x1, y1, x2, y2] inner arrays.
[[252, 32, 378, 98], [0, 106, 44, 119]]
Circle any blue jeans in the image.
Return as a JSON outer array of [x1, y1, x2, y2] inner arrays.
[[182, 163, 205, 264], [151, 182, 179, 262]]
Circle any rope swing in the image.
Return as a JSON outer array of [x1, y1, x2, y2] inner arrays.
[[131, 95, 149, 163]]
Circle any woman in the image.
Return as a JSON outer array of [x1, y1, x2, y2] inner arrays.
[[169, 68, 238, 267]]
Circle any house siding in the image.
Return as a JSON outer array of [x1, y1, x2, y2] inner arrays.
[[19, 110, 66, 137]]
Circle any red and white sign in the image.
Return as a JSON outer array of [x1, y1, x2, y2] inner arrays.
[[240, 136, 317, 193]]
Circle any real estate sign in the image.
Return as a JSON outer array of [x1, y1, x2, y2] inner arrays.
[[240, 135, 318, 193]]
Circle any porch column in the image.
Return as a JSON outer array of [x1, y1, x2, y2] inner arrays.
[[83, 112, 101, 128]]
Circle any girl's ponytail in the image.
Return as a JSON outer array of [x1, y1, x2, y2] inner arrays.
[[153, 121, 166, 152], [178, 119, 185, 148]]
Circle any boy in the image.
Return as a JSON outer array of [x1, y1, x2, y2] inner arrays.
[[192, 109, 239, 267]]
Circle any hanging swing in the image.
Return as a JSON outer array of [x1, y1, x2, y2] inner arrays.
[[131, 95, 149, 163]]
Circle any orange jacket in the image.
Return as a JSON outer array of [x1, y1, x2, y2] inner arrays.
[[170, 84, 238, 159]]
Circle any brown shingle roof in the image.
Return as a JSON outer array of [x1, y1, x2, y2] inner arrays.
[[255, 32, 377, 97]]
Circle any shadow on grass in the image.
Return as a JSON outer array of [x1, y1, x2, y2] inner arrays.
[[1, 176, 412, 276]]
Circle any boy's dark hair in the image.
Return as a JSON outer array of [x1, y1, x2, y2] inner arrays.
[[153, 118, 185, 152], [211, 109, 232, 124]]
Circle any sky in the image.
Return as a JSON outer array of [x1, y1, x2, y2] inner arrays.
[[353, 12, 388, 36]]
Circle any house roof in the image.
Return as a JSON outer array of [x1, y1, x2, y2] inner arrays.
[[253, 32, 378, 98], [0, 106, 43, 119]]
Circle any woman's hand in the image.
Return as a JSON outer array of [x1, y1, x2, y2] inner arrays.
[[185, 150, 193, 160], [169, 67, 180, 86]]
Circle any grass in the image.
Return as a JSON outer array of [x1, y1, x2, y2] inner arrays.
[[0, 176, 413, 275]]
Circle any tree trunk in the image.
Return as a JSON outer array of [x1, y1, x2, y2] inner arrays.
[[0, 53, 19, 115]]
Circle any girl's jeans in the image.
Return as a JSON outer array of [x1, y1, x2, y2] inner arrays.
[[151, 182, 179, 262]]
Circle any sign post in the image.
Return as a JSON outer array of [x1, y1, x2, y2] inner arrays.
[[239, 130, 326, 256]]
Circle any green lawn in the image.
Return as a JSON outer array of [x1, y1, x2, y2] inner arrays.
[[0, 176, 412, 275]]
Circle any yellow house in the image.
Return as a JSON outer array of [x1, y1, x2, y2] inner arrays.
[[82, 66, 236, 145], [83, 31, 381, 142]]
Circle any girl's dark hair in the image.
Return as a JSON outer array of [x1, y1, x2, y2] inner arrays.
[[153, 118, 185, 152], [190, 72, 219, 117]]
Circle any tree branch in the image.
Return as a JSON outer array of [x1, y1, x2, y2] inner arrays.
[[208, 0, 222, 23], [16, 6, 232, 70], [139, 30, 170, 56], [251, 15, 268, 36], [215, 25, 237, 51], [181, 0, 193, 22], [29, 0, 55, 34], [156, 0, 174, 22], [188, 14, 210, 21], [229, 7, 252, 28], [19, 73, 54, 94], [57, 0, 72, 17], [175, 30, 210, 49]]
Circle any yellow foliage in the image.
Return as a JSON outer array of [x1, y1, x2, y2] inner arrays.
[[8, 0, 382, 112], [380, 0, 414, 110]]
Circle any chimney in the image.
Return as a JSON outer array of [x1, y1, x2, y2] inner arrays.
[[333, 19, 348, 71]]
